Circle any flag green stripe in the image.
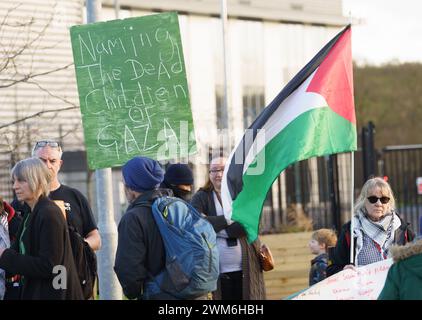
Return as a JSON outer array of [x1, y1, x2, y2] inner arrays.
[[231, 107, 357, 242]]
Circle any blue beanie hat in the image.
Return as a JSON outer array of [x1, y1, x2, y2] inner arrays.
[[122, 156, 164, 192], [164, 163, 194, 185]]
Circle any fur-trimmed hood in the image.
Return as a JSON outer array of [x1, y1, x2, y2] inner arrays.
[[389, 239, 422, 262]]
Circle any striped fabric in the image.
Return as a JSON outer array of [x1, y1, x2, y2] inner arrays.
[[221, 25, 356, 242], [353, 209, 400, 266], [0, 211, 8, 233]]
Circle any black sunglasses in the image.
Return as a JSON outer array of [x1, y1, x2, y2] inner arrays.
[[367, 196, 390, 204], [33, 140, 61, 149]]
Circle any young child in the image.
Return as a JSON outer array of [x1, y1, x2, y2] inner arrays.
[[308, 228, 337, 286]]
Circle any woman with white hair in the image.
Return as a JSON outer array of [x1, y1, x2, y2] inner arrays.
[[0, 157, 83, 299], [327, 177, 415, 276]]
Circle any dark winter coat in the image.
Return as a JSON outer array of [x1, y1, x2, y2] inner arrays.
[[327, 218, 414, 277], [309, 253, 328, 286], [191, 188, 266, 300], [0, 196, 83, 300], [378, 239, 422, 300], [114, 189, 172, 300]]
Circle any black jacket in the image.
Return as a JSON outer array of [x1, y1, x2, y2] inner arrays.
[[191, 189, 246, 237], [191, 188, 266, 300], [327, 217, 415, 277], [0, 196, 83, 300], [114, 189, 172, 300]]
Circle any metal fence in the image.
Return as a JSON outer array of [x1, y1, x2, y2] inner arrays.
[[260, 152, 356, 234], [380, 145, 422, 234], [1, 143, 421, 236], [260, 145, 422, 236]]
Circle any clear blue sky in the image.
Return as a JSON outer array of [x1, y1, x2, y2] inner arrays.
[[342, 0, 422, 65]]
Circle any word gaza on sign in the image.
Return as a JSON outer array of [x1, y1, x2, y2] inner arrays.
[[70, 12, 197, 170]]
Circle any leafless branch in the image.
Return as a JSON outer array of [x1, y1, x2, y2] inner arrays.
[[25, 79, 78, 107], [0, 106, 79, 130], [0, 1, 82, 173], [0, 5, 57, 82], [0, 63, 73, 88]]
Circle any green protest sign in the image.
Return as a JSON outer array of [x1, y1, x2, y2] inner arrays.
[[70, 12, 196, 169]]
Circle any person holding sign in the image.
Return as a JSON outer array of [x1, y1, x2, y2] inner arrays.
[[327, 177, 414, 276], [0, 158, 83, 299], [32, 140, 101, 251], [31, 140, 100, 299]]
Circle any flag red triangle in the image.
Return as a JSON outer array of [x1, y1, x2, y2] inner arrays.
[[307, 27, 355, 124]]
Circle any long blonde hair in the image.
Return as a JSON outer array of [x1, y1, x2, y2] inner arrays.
[[354, 177, 396, 215]]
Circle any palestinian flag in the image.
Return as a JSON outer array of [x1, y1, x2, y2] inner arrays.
[[221, 25, 356, 242]]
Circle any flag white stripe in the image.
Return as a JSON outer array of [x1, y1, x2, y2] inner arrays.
[[242, 69, 328, 175], [221, 69, 327, 220]]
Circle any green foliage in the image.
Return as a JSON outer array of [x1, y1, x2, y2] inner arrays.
[[354, 63, 422, 148]]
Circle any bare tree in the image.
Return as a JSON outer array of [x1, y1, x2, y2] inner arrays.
[[0, 2, 82, 197], [1, 3, 79, 120]]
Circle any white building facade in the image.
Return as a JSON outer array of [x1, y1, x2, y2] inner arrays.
[[0, 0, 350, 226]]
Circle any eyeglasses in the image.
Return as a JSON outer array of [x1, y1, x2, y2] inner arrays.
[[209, 169, 224, 174], [33, 140, 61, 150], [367, 196, 390, 204]]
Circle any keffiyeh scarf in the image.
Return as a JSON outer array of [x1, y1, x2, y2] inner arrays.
[[353, 208, 401, 266]]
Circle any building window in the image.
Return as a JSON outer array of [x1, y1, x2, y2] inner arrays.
[[215, 85, 228, 130], [242, 86, 265, 129]]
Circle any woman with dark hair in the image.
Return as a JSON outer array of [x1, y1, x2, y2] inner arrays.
[[191, 156, 266, 300], [0, 157, 83, 300]]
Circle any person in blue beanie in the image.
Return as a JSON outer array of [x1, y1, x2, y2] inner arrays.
[[161, 163, 194, 202], [114, 156, 174, 299]]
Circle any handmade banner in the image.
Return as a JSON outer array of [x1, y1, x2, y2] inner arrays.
[[70, 12, 196, 169], [292, 259, 393, 300]]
